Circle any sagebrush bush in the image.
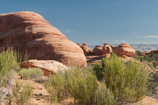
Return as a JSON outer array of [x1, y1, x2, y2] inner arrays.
[[18, 68, 44, 79], [153, 62, 158, 68], [0, 47, 22, 104], [0, 47, 20, 81], [93, 62, 103, 81], [66, 68, 98, 105], [12, 80, 32, 105], [95, 82, 116, 105], [44, 67, 100, 105], [93, 53, 148, 103], [44, 71, 67, 103]]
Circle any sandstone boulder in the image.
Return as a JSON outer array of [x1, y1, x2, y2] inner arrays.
[[20, 59, 68, 76], [92, 45, 103, 55], [115, 43, 135, 57], [0, 11, 87, 67], [80, 43, 92, 56], [110, 45, 117, 52], [77, 43, 82, 47], [102, 43, 112, 54]]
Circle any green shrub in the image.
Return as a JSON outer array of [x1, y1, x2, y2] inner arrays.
[[12, 80, 32, 105], [44, 67, 100, 105], [0, 47, 20, 81], [44, 71, 67, 102], [18, 68, 44, 79], [153, 71, 158, 83], [94, 53, 147, 103], [66, 68, 98, 105], [0, 47, 22, 104], [95, 82, 116, 105], [146, 71, 158, 98], [93, 62, 103, 81], [153, 62, 158, 68], [135, 50, 142, 56]]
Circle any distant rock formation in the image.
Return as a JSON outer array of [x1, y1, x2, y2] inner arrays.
[[0, 11, 87, 67], [102, 43, 112, 54], [145, 50, 158, 55], [92, 43, 113, 55], [110, 45, 117, 52], [79, 43, 92, 56], [92, 45, 103, 55], [115, 43, 135, 57]]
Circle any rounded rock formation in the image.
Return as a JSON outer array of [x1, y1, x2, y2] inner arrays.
[[102, 43, 112, 54], [115, 43, 135, 57], [80, 43, 92, 56], [110, 45, 117, 52], [0, 11, 87, 67], [92, 45, 103, 55]]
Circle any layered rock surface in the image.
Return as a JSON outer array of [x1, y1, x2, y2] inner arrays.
[[92, 45, 103, 55], [115, 43, 135, 57], [79, 43, 92, 56], [21, 59, 68, 76], [102, 43, 112, 54], [0, 11, 87, 67]]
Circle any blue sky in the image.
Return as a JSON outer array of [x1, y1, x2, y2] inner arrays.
[[1, 0, 158, 45]]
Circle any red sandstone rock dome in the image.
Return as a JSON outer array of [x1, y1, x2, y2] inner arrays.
[[0, 11, 87, 67]]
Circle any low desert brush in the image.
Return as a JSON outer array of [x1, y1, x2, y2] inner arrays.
[[12, 80, 32, 105], [93, 53, 148, 103], [18, 68, 44, 79], [44, 71, 67, 102]]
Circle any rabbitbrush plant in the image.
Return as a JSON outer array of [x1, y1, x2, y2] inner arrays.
[[93, 53, 148, 104], [66, 67, 98, 105], [44, 71, 67, 103], [0, 47, 21, 104], [12, 80, 32, 105], [18, 68, 44, 80], [44, 67, 113, 105]]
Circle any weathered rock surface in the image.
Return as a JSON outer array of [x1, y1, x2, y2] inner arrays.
[[145, 50, 158, 56], [115, 43, 135, 57], [110, 45, 117, 52], [92, 45, 103, 55], [80, 43, 92, 56], [77, 43, 82, 47], [0, 11, 87, 67], [102, 43, 112, 54], [21, 59, 68, 76]]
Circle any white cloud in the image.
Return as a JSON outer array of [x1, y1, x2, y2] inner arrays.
[[144, 35, 158, 38], [130, 41, 158, 44], [114, 40, 127, 43], [67, 30, 73, 32], [60, 29, 74, 33]]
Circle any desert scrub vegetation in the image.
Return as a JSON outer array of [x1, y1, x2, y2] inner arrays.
[[44, 53, 147, 105], [0, 47, 33, 105], [44, 71, 67, 103], [44, 67, 116, 105], [146, 71, 158, 99], [0, 47, 21, 104], [66, 67, 98, 105], [7, 80, 33, 105], [135, 52, 158, 63], [18, 68, 44, 80], [93, 53, 148, 104]]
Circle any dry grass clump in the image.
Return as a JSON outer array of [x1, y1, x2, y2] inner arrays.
[[18, 68, 44, 80]]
